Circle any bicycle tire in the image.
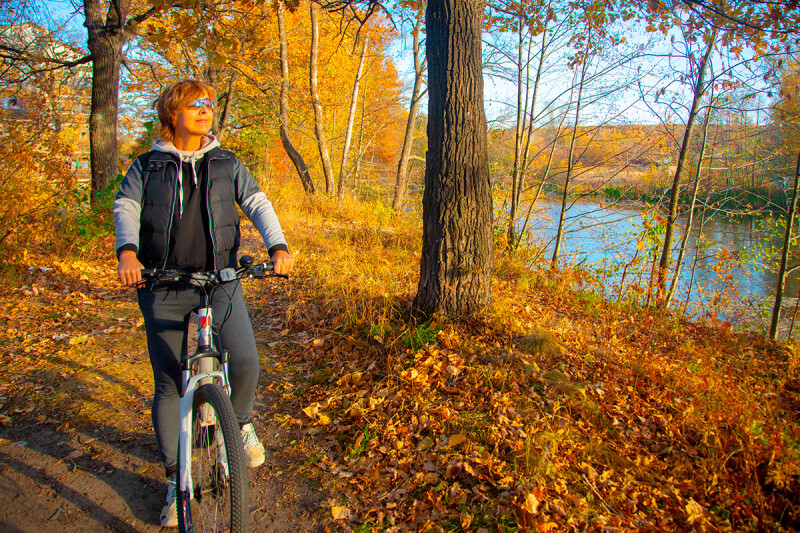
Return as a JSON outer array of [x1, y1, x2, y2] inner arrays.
[[177, 383, 249, 533]]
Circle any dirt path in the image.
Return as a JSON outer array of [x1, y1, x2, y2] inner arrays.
[[0, 244, 338, 532]]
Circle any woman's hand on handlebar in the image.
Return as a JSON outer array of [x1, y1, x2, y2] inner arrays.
[[118, 250, 144, 286], [270, 249, 294, 276]]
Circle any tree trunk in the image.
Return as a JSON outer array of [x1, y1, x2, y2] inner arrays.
[[277, 0, 315, 194], [216, 70, 239, 143], [392, 8, 426, 213], [656, 30, 716, 302], [507, 16, 527, 251], [338, 34, 369, 199], [510, 19, 548, 250], [665, 101, 712, 308], [413, 0, 493, 317], [84, 0, 130, 206], [770, 150, 800, 341], [552, 58, 588, 265], [353, 79, 367, 183], [309, 1, 335, 194]]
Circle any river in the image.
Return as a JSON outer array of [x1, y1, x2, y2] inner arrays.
[[525, 200, 800, 332]]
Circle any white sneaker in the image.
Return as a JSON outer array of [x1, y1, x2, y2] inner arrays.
[[241, 423, 266, 468], [160, 475, 178, 527]]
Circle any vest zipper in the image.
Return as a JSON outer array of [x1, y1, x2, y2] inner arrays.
[[161, 159, 179, 270], [206, 153, 224, 270]]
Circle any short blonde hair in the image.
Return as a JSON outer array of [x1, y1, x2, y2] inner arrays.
[[156, 79, 217, 142]]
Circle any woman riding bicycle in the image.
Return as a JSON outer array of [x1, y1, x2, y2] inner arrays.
[[114, 79, 294, 527]]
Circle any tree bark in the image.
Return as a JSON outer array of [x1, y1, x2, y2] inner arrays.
[[413, 0, 493, 317], [84, 0, 129, 206], [392, 8, 426, 213], [277, 0, 315, 194], [656, 30, 716, 302], [338, 34, 369, 199], [309, 1, 335, 194]]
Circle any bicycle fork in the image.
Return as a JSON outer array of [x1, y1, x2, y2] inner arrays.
[[177, 299, 233, 519]]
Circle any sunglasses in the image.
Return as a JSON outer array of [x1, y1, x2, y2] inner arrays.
[[187, 98, 214, 110]]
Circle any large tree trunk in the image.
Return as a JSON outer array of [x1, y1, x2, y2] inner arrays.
[[338, 34, 369, 199], [392, 8, 426, 213], [277, 0, 315, 194], [309, 1, 335, 194], [656, 30, 716, 302], [84, 0, 129, 206], [413, 0, 493, 317]]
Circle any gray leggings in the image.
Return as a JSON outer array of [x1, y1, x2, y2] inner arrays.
[[137, 280, 260, 475]]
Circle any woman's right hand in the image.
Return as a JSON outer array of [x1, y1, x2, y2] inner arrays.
[[118, 250, 144, 286]]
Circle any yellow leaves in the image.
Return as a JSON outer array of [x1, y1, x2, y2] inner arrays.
[[416, 436, 434, 452], [685, 498, 706, 524], [523, 489, 542, 515], [446, 433, 467, 448], [330, 505, 349, 520], [68, 335, 90, 345], [302, 401, 334, 425], [336, 371, 363, 387], [517, 486, 545, 528]]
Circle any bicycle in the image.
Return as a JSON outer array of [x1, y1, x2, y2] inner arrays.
[[138, 255, 287, 533]]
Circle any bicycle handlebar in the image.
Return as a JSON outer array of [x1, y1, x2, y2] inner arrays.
[[137, 255, 287, 288]]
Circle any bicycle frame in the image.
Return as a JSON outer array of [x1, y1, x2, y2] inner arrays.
[[178, 286, 231, 508]]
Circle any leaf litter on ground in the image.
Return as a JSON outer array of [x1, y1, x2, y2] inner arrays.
[[0, 186, 799, 532]]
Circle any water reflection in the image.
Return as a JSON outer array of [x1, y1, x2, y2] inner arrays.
[[526, 200, 800, 325]]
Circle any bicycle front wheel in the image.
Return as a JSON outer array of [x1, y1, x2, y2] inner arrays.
[[178, 383, 249, 533]]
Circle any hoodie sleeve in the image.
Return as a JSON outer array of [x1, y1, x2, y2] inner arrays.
[[113, 155, 145, 258], [233, 157, 289, 255]]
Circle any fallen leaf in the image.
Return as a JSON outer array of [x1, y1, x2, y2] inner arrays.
[[416, 436, 434, 452], [523, 490, 541, 515], [447, 433, 467, 448], [686, 498, 705, 523], [302, 403, 320, 419], [331, 506, 349, 520]]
